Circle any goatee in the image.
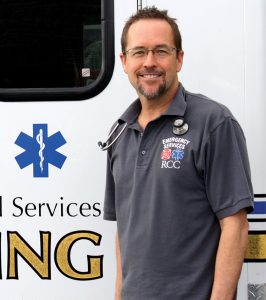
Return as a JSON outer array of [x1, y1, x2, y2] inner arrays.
[[137, 81, 166, 100]]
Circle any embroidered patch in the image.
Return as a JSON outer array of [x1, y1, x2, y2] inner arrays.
[[161, 137, 190, 169]]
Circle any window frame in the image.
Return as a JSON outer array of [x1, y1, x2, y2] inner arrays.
[[0, 0, 114, 102]]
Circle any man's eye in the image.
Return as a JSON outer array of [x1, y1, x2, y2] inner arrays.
[[156, 49, 169, 56], [132, 50, 145, 57]]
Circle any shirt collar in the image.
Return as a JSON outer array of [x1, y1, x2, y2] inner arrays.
[[118, 83, 187, 125], [162, 83, 187, 117]]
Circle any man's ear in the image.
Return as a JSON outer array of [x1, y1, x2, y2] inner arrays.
[[120, 52, 128, 74], [176, 50, 184, 73]]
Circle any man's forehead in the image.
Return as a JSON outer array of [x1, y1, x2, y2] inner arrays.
[[126, 19, 174, 47], [128, 19, 172, 33]]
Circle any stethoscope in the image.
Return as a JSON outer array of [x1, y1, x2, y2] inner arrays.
[[98, 117, 189, 151], [98, 122, 128, 151]]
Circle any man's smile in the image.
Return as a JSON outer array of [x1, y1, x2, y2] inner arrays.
[[140, 74, 161, 78], [137, 70, 164, 80]]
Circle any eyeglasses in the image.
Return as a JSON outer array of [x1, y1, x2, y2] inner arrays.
[[123, 46, 179, 59]]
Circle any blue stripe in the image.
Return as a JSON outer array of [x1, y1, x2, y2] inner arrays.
[[250, 201, 266, 214]]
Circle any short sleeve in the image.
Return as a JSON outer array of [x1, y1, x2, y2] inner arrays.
[[204, 117, 254, 219], [103, 150, 117, 221]]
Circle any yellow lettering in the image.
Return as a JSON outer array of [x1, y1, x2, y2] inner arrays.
[[55, 231, 103, 280], [7, 231, 50, 279]]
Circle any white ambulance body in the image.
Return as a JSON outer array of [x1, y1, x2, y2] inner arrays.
[[0, 0, 265, 299]]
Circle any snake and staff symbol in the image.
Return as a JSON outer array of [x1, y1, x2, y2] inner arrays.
[[15, 124, 67, 177], [36, 129, 45, 173]]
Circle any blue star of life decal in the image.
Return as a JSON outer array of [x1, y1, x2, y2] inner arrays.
[[15, 124, 67, 177]]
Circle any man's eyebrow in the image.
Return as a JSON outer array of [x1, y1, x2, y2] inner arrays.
[[130, 44, 169, 49], [154, 44, 169, 48], [131, 46, 146, 49]]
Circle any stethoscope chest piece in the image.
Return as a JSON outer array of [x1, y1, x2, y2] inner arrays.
[[173, 118, 189, 135]]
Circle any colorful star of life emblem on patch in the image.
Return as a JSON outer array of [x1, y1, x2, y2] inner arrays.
[[172, 149, 184, 161]]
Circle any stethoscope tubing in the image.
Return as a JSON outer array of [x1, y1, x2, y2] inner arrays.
[[98, 122, 128, 151]]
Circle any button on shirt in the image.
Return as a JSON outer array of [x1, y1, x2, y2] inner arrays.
[[103, 84, 253, 300]]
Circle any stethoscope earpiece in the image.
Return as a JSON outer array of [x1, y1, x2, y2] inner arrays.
[[98, 141, 107, 149]]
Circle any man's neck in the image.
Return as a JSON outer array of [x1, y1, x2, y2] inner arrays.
[[137, 83, 179, 130]]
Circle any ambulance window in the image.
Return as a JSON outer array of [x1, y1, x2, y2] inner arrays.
[[0, 0, 114, 101]]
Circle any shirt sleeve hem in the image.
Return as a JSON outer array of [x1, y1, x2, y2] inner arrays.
[[103, 211, 117, 221], [215, 196, 254, 220]]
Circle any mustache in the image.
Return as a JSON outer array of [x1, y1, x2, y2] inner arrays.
[[137, 68, 164, 76]]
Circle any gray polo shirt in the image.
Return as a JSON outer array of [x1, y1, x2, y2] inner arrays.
[[104, 84, 253, 300]]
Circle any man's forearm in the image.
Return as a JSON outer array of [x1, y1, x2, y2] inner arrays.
[[116, 233, 122, 300], [210, 210, 249, 300]]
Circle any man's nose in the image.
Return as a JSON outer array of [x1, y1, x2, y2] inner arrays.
[[143, 50, 157, 67]]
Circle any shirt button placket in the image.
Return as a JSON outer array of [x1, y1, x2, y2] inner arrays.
[[138, 129, 149, 166]]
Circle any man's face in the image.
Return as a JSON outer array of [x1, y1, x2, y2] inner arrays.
[[120, 19, 183, 101]]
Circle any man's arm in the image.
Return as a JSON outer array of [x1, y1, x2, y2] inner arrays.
[[115, 233, 122, 300], [210, 209, 249, 300]]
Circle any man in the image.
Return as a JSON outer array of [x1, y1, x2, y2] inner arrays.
[[103, 7, 253, 300]]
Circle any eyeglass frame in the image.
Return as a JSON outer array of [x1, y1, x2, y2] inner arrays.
[[122, 45, 180, 59]]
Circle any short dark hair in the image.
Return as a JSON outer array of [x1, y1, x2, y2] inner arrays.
[[121, 6, 182, 52]]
